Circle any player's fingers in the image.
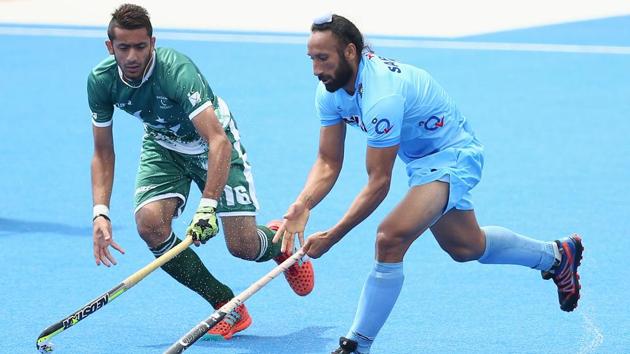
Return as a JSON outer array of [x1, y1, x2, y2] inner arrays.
[[282, 231, 293, 254], [93, 242, 101, 266], [272, 224, 286, 243], [297, 231, 305, 247], [303, 237, 313, 255], [280, 231, 288, 253], [98, 248, 112, 267], [110, 241, 125, 255], [104, 248, 117, 266]]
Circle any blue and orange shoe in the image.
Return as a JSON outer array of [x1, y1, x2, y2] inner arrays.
[[541, 234, 584, 312], [267, 220, 315, 296], [203, 303, 252, 340]]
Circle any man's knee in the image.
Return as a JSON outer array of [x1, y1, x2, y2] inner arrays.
[[225, 238, 257, 260], [444, 246, 480, 263], [135, 209, 172, 246], [439, 235, 484, 263], [223, 227, 260, 261], [375, 226, 407, 253]]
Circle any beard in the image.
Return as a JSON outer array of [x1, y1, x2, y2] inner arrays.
[[321, 56, 353, 93]]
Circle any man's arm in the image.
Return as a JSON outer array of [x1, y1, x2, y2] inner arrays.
[[91, 124, 125, 266], [273, 122, 346, 252], [91, 125, 115, 207], [186, 106, 231, 246], [297, 122, 347, 209], [191, 107, 232, 200], [305, 143, 398, 258]]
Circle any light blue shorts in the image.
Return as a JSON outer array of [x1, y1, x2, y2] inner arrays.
[[405, 141, 484, 214]]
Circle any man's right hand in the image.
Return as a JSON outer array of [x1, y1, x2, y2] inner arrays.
[[93, 216, 125, 266], [272, 201, 310, 254], [186, 199, 219, 246]]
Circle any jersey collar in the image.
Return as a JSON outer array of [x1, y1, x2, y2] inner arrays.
[[353, 57, 365, 96]]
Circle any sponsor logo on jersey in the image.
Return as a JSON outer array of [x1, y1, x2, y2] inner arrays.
[[372, 117, 394, 134], [419, 115, 445, 131], [91, 112, 98, 120], [115, 100, 132, 108], [156, 96, 174, 109], [343, 115, 367, 132], [135, 184, 158, 195], [188, 91, 202, 106]]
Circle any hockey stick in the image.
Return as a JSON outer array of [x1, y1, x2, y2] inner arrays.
[[163, 248, 307, 354], [36, 236, 194, 353]]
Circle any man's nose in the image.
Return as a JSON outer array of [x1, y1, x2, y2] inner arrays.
[[312, 61, 323, 77], [127, 48, 140, 61]]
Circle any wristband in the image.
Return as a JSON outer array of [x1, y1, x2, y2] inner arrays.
[[93, 204, 110, 222], [198, 198, 218, 209]]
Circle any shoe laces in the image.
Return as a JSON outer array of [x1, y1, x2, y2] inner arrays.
[[223, 307, 242, 326], [553, 242, 576, 293]]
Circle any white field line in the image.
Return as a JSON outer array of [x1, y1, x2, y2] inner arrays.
[[578, 309, 604, 354], [1, 25, 630, 55]]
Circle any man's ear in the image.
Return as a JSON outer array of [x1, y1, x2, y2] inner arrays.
[[105, 40, 114, 55], [345, 42, 357, 63]]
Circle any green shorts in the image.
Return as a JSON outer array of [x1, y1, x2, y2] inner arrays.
[[134, 119, 259, 218]]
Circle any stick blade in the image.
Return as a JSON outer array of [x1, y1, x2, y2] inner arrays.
[[163, 311, 226, 354]]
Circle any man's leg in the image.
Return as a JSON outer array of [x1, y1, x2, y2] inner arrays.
[[135, 198, 234, 308], [221, 215, 280, 261], [431, 209, 583, 311], [339, 182, 449, 354], [222, 216, 315, 296], [430, 210, 557, 268]]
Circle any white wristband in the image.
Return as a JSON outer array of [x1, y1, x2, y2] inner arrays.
[[198, 198, 218, 209], [93, 204, 110, 219]]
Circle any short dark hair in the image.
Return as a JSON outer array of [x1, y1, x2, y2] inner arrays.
[[311, 14, 369, 63], [107, 3, 153, 40]]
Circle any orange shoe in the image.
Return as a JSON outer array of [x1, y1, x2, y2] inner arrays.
[[203, 303, 252, 340], [267, 220, 315, 296]]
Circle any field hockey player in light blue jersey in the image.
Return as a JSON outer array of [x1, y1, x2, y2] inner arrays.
[[272, 13, 584, 354]]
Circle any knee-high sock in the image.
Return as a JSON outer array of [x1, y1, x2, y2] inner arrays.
[[151, 232, 234, 308], [254, 225, 282, 262], [346, 262, 404, 354], [478, 226, 558, 271]]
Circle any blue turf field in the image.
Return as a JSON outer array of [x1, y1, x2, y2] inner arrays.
[[1, 15, 629, 354]]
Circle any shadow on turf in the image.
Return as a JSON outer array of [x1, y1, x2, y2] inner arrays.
[[148, 325, 336, 354], [0, 217, 112, 236]]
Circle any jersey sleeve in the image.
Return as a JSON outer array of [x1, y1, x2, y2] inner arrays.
[[315, 83, 342, 126], [87, 71, 114, 127], [166, 58, 215, 120], [363, 94, 404, 148]]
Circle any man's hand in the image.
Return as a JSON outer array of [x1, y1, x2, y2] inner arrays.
[[302, 230, 341, 259], [93, 216, 125, 266], [187, 199, 219, 246], [272, 201, 310, 254]]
